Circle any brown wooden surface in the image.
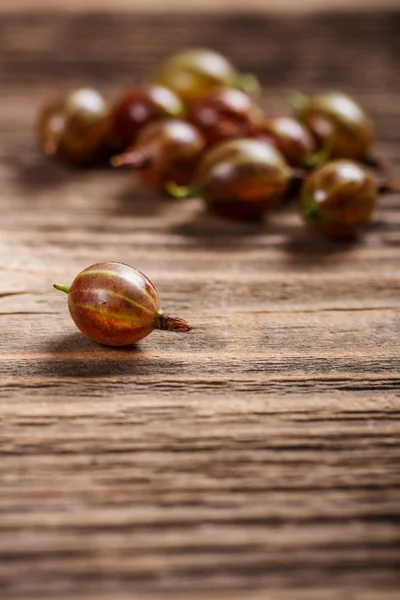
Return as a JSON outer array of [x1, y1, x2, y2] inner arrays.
[[3, 0, 400, 13], [0, 10, 399, 600]]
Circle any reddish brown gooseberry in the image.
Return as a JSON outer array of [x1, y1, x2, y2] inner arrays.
[[246, 116, 321, 168], [187, 89, 264, 148], [54, 261, 192, 346], [300, 159, 377, 239], [153, 47, 260, 104], [110, 84, 186, 151], [169, 138, 292, 221], [286, 90, 374, 163], [37, 88, 111, 167], [111, 118, 206, 192]]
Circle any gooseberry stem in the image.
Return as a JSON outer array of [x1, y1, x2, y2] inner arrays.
[[166, 181, 199, 199], [217, 118, 245, 138], [110, 151, 151, 170], [303, 136, 334, 168], [302, 197, 331, 225], [54, 284, 71, 294], [43, 139, 58, 157], [303, 204, 319, 221], [284, 90, 309, 115], [234, 72, 261, 96], [155, 313, 192, 333]]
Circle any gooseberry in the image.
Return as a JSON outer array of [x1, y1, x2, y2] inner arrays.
[[247, 116, 321, 168], [37, 88, 110, 167], [286, 90, 374, 163], [169, 138, 291, 221], [110, 84, 186, 151], [300, 159, 377, 239], [187, 88, 264, 148], [153, 48, 259, 104], [54, 261, 192, 346], [111, 118, 206, 191]]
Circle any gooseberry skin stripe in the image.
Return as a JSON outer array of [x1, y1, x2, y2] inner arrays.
[[68, 301, 154, 327], [71, 287, 155, 317], [74, 268, 159, 312]]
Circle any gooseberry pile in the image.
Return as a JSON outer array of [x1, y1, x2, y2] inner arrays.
[[38, 47, 397, 242]]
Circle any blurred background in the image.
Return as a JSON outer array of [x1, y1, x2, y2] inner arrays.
[[4, 0, 400, 10], [1, 0, 398, 189], [1, 0, 398, 135]]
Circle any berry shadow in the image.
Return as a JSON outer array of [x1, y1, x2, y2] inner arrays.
[[37, 332, 159, 379], [35, 323, 224, 380], [283, 225, 360, 265], [111, 179, 171, 218], [6, 154, 114, 198], [167, 197, 363, 261], [7, 155, 72, 196], [168, 206, 268, 250]]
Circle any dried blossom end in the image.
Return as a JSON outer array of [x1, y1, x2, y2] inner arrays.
[[110, 151, 151, 169], [156, 313, 192, 333]]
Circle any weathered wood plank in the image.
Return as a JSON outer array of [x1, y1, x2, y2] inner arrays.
[[0, 10, 399, 600], [2, 0, 400, 13]]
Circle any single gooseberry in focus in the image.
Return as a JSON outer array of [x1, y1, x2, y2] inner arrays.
[[286, 90, 375, 163], [168, 138, 291, 221], [299, 159, 377, 239], [54, 261, 192, 346], [187, 88, 264, 148], [37, 88, 110, 167], [110, 84, 186, 151], [153, 47, 259, 104], [111, 118, 206, 191]]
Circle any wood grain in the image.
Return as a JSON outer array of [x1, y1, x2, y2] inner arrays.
[[0, 10, 399, 600], [2, 0, 400, 14]]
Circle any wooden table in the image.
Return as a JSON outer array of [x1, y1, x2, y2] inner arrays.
[[0, 9, 399, 600]]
